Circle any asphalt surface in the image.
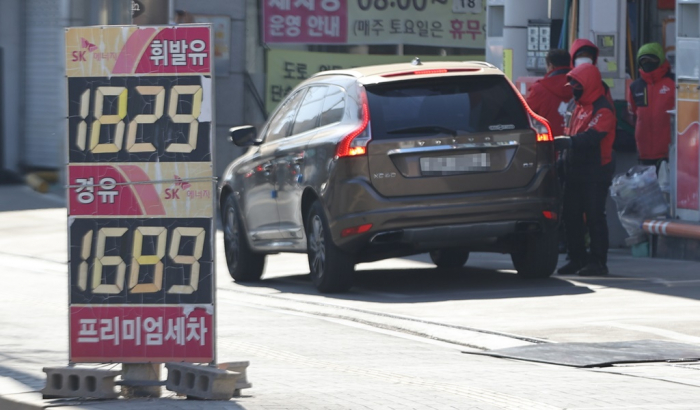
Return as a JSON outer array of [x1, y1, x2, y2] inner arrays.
[[2, 184, 700, 409]]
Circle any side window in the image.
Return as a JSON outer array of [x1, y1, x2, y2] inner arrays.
[[320, 85, 346, 127], [291, 86, 327, 136], [265, 89, 306, 143]]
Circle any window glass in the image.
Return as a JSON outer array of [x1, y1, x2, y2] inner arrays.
[[320, 85, 346, 127], [365, 76, 529, 139], [291, 86, 326, 136], [265, 89, 306, 142]]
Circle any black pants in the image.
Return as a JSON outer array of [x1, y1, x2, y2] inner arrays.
[[563, 182, 610, 266]]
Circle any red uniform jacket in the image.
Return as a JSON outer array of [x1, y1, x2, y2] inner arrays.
[[627, 61, 675, 160], [526, 67, 572, 136], [565, 64, 616, 183]]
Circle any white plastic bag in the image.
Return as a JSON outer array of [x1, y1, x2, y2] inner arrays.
[[657, 160, 670, 194], [610, 165, 669, 237]]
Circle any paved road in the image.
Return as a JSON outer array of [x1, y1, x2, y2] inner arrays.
[[2, 189, 700, 409]]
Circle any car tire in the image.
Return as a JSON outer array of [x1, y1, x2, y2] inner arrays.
[[222, 194, 265, 282], [306, 200, 354, 293], [429, 249, 469, 268], [510, 230, 558, 279]]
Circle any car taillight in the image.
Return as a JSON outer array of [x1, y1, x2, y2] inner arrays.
[[510, 82, 553, 143], [336, 86, 371, 158], [542, 211, 558, 220], [381, 68, 479, 78], [529, 113, 553, 142]]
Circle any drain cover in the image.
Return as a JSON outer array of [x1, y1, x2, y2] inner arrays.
[[465, 340, 700, 367]]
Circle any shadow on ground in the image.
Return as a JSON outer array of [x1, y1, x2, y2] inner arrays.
[[239, 262, 593, 304]]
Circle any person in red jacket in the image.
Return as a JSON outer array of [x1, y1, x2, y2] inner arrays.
[[554, 64, 616, 276], [628, 42, 675, 170], [570, 39, 598, 68], [526, 49, 572, 136], [564, 39, 615, 129]]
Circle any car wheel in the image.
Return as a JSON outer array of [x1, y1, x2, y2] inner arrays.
[[429, 249, 469, 268], [306, 200, 354, 293], [222, 194, 265, 282], [510, 230, 558, 278]]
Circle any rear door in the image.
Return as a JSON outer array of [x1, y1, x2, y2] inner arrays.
[[365, 75, 537, 197], [274, 85, 327, 243]]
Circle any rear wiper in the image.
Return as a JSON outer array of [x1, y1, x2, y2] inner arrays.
[[386, 126, 458, 136]]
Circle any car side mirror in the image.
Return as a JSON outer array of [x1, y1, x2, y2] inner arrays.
[[228, 125, 259, 147]]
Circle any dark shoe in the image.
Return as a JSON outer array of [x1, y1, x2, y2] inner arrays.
[[577, 262, 609, 277], [557, 261, 586, 275]]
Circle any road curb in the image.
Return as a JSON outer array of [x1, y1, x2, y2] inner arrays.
[[0, 377, 44, 410]]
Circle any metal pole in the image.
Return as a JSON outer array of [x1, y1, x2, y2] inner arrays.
[[119, 0, 158, 398]]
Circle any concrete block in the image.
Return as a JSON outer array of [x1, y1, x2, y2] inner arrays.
[[217, 361, 252, 396], [41, 367, 120, 399], [165, 362, 240, 400]]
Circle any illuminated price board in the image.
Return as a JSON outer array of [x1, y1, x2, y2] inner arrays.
[[67, 76, 212, 163], [65, 25, 215, 363], [69, 218, 213, 305]]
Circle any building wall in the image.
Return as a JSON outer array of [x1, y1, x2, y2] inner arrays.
[[0, 0, 23, 174], [174, 0, 247, 177], [23, 0, 70, 170], [0, 0, 132, 176]]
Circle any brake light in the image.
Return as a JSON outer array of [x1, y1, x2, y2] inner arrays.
[[381, 68, 479, 78], [336, 86, 371, 158], [510, 82, 553, 142], [542, 211, 558, 220], [341, 223, 373, 237]]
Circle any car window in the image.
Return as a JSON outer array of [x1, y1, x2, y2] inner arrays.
[[365, 76, 529, 139], [265, 89, 306, 143], [320, 85, 346, 127], [291, 86, 326, 136]]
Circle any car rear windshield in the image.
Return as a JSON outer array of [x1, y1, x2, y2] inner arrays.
[[365, 75, 530, 139]]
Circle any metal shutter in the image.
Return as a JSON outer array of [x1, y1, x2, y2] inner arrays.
[[23, 0, 67, 169]]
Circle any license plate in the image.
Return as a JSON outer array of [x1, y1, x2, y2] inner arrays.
[[420, 153, 490, 172]]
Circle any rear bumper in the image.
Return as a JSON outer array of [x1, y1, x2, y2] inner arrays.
[[325, 165, 559, 254]]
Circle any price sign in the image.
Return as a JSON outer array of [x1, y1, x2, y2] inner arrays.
[[67, 76, 212, 163], [65, 25, 215, 363]]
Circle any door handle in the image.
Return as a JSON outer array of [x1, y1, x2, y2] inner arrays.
[[292, 155, 305, 165], [262, 162, 273, 173]]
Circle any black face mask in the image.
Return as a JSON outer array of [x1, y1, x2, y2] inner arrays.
[[640, 60, 660, 73], [573, 88, 584, 101]]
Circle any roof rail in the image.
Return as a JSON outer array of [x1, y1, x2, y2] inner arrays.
[[310, 70, 362, 79], [464, 61, 496, 68]]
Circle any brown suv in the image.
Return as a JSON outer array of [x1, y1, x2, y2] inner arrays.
[[219, 59, 560, 293]]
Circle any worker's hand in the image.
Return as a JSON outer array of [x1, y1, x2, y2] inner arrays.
[[553, 135, 572, 151]]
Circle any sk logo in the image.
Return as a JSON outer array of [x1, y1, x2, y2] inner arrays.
[[660, 85, 671, 95], [174, 175, 192, 190], [165, 175, 191, 200], [72, 38, 97, 62], [81, 38, 98, 52]]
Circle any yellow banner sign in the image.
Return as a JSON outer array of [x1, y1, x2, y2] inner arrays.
[[266, 49, 485, 113]]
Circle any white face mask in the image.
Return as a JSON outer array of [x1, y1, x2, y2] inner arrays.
[[574, 57, 594, 67]]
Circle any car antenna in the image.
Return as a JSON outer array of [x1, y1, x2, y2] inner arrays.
[[411, 57, 422, 66]]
